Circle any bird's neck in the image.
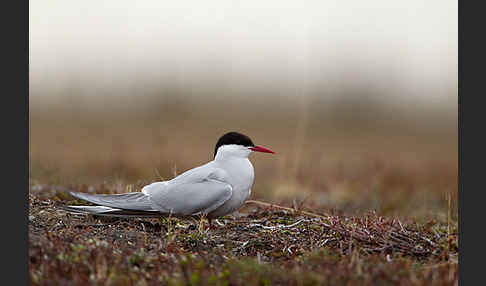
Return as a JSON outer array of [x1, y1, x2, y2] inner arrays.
[[214, 148, 251, 161], [214, 154, 251, 165]]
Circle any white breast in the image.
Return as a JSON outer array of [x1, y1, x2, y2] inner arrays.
[[208, 157, 254, 218]]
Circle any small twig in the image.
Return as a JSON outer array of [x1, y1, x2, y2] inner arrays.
[[397, 219, 407, 234], [141, 222, 148, 245], [421, 236, 438, 247], [73, 224, 107, 228], [248, 219, 307, 230], [245, 200, 329, 218], [287, 245, 295, 255], [214, 219, 225, 227]]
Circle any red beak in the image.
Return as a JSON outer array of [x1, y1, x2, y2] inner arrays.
[[249, 145, 275, 154]]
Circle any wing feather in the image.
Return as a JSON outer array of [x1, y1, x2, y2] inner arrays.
[[146, 179, 232, 216], [69, 192, 156, 211]]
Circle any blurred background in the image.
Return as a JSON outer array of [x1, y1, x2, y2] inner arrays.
[[29, 0, 457, 220]]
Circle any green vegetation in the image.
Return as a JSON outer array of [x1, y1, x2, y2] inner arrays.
[[29, 189, 457, 285]]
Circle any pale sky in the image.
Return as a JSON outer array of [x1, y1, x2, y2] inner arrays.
[[29, 0, 457, 102]]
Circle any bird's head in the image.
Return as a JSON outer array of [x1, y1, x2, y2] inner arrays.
[[214, 132, 275, 159]]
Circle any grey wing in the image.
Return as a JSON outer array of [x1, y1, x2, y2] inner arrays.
[[146, 179, 232, 216]]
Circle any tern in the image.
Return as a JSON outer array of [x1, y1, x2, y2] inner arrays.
[[63, 132, 275, 228]]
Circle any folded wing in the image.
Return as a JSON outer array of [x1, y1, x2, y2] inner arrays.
[[145, 179, 233, 216]]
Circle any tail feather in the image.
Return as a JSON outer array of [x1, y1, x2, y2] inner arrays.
[[59, 205, 164, 218], [58, 191, 164, 218], [69, 191, 156, 211]]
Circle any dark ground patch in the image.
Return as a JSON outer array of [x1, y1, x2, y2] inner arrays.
[[29, 193, 457, 285]]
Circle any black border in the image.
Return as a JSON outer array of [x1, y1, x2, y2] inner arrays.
[[459, 0, 478, 284], [5, 0, 28, 284]]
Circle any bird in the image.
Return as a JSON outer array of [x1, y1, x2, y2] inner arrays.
[[62, 131, 275, 229]]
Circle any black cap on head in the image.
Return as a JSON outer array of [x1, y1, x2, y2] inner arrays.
[[214, 132, 255, 157]]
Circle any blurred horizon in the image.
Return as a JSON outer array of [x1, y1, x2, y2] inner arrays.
[[30, 0, 457, 103]]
